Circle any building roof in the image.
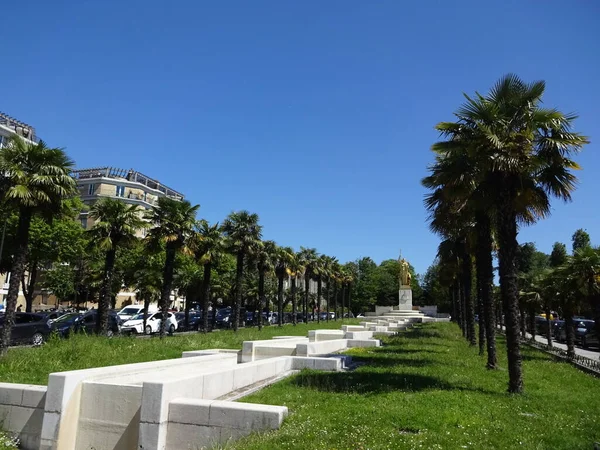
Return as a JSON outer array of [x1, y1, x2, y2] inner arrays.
[[72, 167, 184, 200], [0, 111, 39, 142]]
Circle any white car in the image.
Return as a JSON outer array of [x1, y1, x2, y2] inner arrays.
[[121, 312, 178, 335], [117, 305, 157, 321]]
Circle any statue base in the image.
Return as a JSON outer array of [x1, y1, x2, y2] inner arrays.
[[398, 287, 413, 311]]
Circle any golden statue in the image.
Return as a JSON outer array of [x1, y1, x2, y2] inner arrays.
[[399, 257, 411, 287]]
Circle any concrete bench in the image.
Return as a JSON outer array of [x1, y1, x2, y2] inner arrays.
[[166, 398, 288, 450], [345, 331, 374, 340], [308, 329, 345, 342], [241, 337, 308, 362], [341, 325, 367, 332], [41, 351, 238, 450], [0, 383, 46, 450]]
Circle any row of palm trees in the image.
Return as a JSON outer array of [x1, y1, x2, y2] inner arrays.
[[422, 74, 589, 393], [90, 204, 356, 336], [0, 134, 356, 353]]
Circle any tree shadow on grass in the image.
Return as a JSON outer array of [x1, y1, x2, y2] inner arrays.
[[291, 370, 498, 395], [351, 354, 435, 368]]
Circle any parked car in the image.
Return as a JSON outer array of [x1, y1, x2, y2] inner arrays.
[[262, 312, 278, 324], [74, 310, 121, 336], [117, 305, 157, 321], [50, 312, 83, 338], [0, 312, 52, 345], [41, 310, 69, 323], [575, 319, 597, 348], [121, 311, 177, 335], [215, 307, 247, 328], [175, 311, 212, 331]]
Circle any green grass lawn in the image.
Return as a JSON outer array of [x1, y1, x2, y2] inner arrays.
[[0, 320, 359, 385], [235, 323, 600, 450]]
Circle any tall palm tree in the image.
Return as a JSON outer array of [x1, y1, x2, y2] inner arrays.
[[298, 247, 318, 322], [286, 251, 304, 326], [146, 197, 199, 337], [255, 240, 276, 330], [321, 255, 337, 322], [192, 220, 224, 332], [89, 198, 147, 334], [425, 75, 588, 393], [0, 137, 76, 354], [274, 246, 294, 326], [315, 255, 328, 323], [222, 211, 262, 331], [331, 260, 342, 321]]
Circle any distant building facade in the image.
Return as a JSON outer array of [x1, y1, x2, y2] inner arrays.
[[0, 111, 39, 147], [72, 167, 185, 233]]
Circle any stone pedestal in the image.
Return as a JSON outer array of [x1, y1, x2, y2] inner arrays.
[[398, 287, 413, 311]]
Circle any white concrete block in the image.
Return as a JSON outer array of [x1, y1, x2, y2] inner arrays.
[[345, 331, 374, 340], [347, 339, 380, 348], [7, 405, 44, 435], [138, 420, 165, 450], [21, 386, 47, 408], [0, 384, 24, 406], [168, 398, 212, 425], [202, 369, 234, 400], [232, 365, 256, 391], [166, 422, 222, 450], [208, 400, 287, 430]]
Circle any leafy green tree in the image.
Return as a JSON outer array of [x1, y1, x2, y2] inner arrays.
[[0, 136, 76, 354], [88, 198, 147, 335], [222, 211, 262, 331], [146, 197, 199, 337], [550, 242, 568, 268], [44, 264, 76, 303], [572, 229, 591, 254]]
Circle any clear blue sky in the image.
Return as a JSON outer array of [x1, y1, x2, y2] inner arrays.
[[2, 1, 599, 274]]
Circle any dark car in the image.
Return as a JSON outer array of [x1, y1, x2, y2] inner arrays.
[[50, 312, 83, 338], [41, 310, 69, 322], [575, 320, 597, 348], [0, 312, 52, 346], [215, 307, 247, 328], [74, 310, 121, 336], [176, 311, 213, 331]]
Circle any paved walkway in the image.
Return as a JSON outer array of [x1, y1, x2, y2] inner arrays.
[[499, 326, 599, 360], [530, 333, 599, 360]]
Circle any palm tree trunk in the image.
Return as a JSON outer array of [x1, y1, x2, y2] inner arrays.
[[304, 277, 310, 323], [340, 283, 345, 323], [451, 286, 457, 323], [233, 251, 244, 332], [277, 274, 284, 327], [202, 262, 212, 332], [497, 197, 523, 394], [564, 310, 575, 358], [258, 268, 265, 331], [462, 250, 476, 346], [333, 281, 338, 321], [143, 295, 150, 331], [21, 260, 38, 313], [528, 305, 536, 342], [347, 282, 352, 318], [326, 277, 331, 322], [545, 302, 553, 347], [317, 277, 322, 323], [457, 280, 465, 336], [0, 209, 32, 355], [159, 244, 177, 338], [519, 307, 527, 340], [477, 281, 486, 356], [291, 277, 297, 326], [476, 215, 497, 369], [97, 248, 116, 336]]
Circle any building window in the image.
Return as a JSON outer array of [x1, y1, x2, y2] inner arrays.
[[80, 218, 87, 229], [116, 185, 125, 197], [88, 184, 96, 195]]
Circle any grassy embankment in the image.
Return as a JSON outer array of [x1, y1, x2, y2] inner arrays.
[[0, 320, 358, 385], [234, 322, 600, 450]]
